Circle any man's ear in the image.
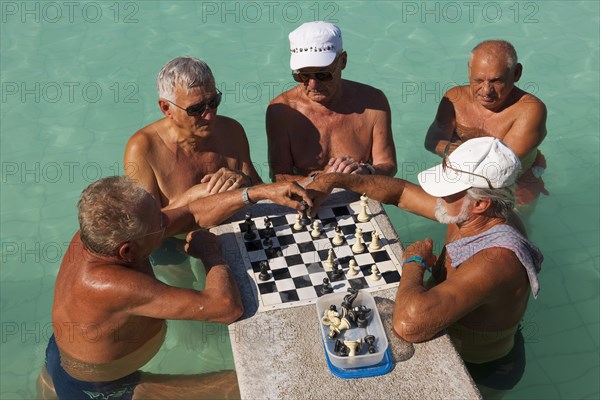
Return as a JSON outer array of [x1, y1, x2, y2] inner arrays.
[[158, 99, 172, 118], [340, 51, 348, 70], [118, 242, 136, 263], [471, 197, 492, 215], [513, 63, 523, 83]]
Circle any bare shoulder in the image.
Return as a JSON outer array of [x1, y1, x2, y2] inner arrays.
[[445, 85, 469, 105], [126, 122, 159, 153], [80, 262, 161, 307], [516, 91, 547, 115], [269, 86, 301, 107], [344, 80, 389, 107], [215, 115, 246, 139]]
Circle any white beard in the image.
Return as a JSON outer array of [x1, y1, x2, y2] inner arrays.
[[434, 197, 472, 224]]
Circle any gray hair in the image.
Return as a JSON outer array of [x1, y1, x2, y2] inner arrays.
[[469, 40, 518, 71], [157, 56, 215, 100], [466, 185, 516, 220], [78, 176, 154, 256]]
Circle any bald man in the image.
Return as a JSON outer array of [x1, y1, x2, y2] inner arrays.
[[425, 40, 548, 208]]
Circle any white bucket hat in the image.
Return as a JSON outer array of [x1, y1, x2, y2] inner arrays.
[[289, 21, 342, 70], [418, 137, 521, 197]]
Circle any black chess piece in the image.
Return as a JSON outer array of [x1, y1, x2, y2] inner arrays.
[[262, 228, 272, 246], [364, 335, 377, 354], [300, 201, 311, 226], [330, 263, 343, 281], [352, 305, 371, 328], [320, 277, 333, 295], [334, 339, 350, 357], [243, 212, 256, 241], [341, 288, 358, 310], [258, 261, 270, 281]]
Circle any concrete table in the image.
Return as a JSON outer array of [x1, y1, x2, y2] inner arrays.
[[211, 190, 481, 400]]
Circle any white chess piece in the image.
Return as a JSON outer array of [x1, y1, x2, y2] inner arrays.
[[343, 338, 363, 357], [369, 231, 382, 251], [293, 214, 303, 231], [347, 259, 358, 276], [357, 193, 370, 222], [370, 265, 381, 281], [352, 227, 365, 253], [332, 226, 344, 246], [323, 249, 335, 271], [311, 220, 321, 238]]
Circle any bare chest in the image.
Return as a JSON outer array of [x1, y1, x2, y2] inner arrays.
[[289, 112, 373, 169], [154, 149, 237, 199], [454, 104, 516, 141]]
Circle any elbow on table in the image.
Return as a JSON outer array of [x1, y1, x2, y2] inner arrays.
[[219, 296, 245, 324], [392, 304, 438, 343]]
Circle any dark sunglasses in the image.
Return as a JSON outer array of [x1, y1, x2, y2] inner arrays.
[[442, 146, 493, 189], [166, 89, 222, 116], [292, 70, 335, 83], [292, 56, 341, 83]]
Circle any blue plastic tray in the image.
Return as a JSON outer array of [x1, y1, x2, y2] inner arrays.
[[323, 345, 394, 379]]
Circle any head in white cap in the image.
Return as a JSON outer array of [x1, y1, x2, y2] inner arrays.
[[418, 137, 521, 223], [289, 21, 343, 70], [418, 137, 521, 197]]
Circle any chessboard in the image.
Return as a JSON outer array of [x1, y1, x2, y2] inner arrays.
[[231, 199, 402, 312]]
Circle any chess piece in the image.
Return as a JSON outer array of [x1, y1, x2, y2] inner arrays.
[[321, 304, 351, 338], [352, 228, 365, 254], [370, 265, 381, 281], [357, 193, 370, 222], [369, 231, 382, 251], [323, 248, 335, 271], [347, 258, 359, 276], [300, 201, 311, 226], [351, 305, 371, 328], [292, 214, 303, 231], [341, 289, 358, 311], [332, 224, 344, 246], [343, 338, 363, 357], [243, 212, 256, 241], [334, 339, 350, 357], [262, 228, 272, 247], [311, 220, 322, 238], [321, 277, 333, 295], [264, 216, 273, 237], [258, 261, 270, 281], [364, 335, 377, 354], [331, 262, 343, 281], [264, 238, 275, 257]]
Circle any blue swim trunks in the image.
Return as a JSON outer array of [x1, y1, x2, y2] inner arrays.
[[45, 335, 141, 400]]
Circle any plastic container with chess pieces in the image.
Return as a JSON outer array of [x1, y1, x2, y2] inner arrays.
[[316, 291, 393, 378]]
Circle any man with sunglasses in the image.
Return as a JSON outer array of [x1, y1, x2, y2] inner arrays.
[[125, 56, 263, 209], [38, 176, 313, 399], [424, 40, 548, 212], [307, 137, 543, 395], [267, 21, 397, 183]]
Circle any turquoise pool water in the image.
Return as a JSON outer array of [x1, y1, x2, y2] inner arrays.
[[1, 1, 598, 398]]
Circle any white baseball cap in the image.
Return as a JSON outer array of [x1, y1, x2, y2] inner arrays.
[[418, 137, 521, 197], [289, 21, 343, 70]]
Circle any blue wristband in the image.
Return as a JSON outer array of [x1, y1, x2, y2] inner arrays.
[[402, 256, 432, 273]]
